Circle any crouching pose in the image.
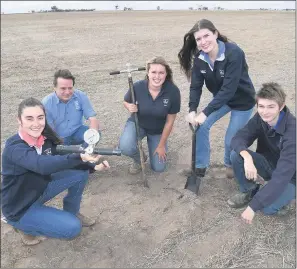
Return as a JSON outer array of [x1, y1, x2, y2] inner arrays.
[[119, 56, 181, 174], [228, 82, 296, 224], [1, 98, 110, 245]]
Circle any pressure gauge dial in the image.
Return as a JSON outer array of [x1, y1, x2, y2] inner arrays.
[[84, 129, 100, 146]]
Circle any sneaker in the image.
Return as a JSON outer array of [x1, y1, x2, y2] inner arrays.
[[76, 212, 96, 227], [179, 167, 207, 177], [226, 167, 234, 179], [129, 153, 147, 175], [14, 228, 41, 246], [227, 190, 255, 208]]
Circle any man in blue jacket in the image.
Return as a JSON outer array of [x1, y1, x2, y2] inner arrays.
[[228, 82, 296, 224]]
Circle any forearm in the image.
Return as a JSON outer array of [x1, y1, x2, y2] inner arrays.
[[88, 117, 100, 130], [240, 150, 253, 161], [158, 116, 176, 147], [123, 101, 131, 111]]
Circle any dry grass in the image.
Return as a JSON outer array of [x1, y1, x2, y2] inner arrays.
[[1, 10, 296, 268]]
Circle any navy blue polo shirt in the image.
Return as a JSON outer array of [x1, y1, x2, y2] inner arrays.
[[124, 80, 181, 135]]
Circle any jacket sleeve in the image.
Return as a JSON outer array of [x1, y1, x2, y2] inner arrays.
[[189, 59, 205, 112], [203, 47, 244, 116], [9, 143, 84, 175], [231, 113, 261, 153], [249, 123, 296, 212]]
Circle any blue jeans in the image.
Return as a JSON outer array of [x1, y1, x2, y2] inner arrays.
[[63, 125, 89, 146], [119, 120, 168, 172], [196, 105, 253, 168], [7, 169, 89, 239], [230, 150, 296, 215]]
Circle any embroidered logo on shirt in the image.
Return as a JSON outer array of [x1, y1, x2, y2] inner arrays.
[[200, 70, 206, 74], [44, 148, 52, 155], [219, 70, 224, 77], [163, 98, 169, 106], [74, 101, 81, 110]]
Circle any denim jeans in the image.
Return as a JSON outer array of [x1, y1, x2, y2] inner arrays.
[[230, 150, 296, 215], [63, 125, 89, 146], [119, 120, 168, 172], [7, 169, 89, 239], [196, 105, 253, 168]]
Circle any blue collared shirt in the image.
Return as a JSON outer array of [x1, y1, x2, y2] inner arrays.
[[42, 89, 96, 138], [198, 40, 226, 71]]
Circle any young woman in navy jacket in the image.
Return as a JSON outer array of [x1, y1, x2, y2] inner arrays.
[[1, 98, 109, 245], [178, 19, 255, 178]]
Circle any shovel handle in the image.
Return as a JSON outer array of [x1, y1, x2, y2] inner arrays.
[[189, 123, 199, 133]]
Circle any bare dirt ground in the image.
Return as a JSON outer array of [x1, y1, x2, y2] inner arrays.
[[1, 10, 296, 268]]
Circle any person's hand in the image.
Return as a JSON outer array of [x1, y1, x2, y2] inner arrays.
[[80, 153, 101, 163], [243, 157, 257, 180], [241, 206, 255, 224], [154, 145, 166, 162], [194, 112, 207, 125], [126, 103, 138, 113], [95, 160, 110, 171], [185, 111, 197, 125]]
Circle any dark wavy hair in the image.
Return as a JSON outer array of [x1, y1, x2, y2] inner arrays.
[[18, 97, 63, 144], [178, 19, 229, 80]]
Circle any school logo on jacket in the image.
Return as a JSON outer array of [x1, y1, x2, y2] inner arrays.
[[219, 70, 224, 77], [163, 98, 169, 107], [44, 148, 52, 155]]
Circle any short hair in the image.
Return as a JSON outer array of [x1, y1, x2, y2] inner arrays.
[[53, 69, 75, 87], [256, 82, 286, 107]]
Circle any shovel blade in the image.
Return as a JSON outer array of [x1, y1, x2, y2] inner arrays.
[[184, 174, 201, 195]]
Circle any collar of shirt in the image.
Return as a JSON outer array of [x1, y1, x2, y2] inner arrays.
[[145, 80, 169, 97], [18, 128, 46, 148], [53, 90, 78, 105], [264, 108, 288, 137], [198, 40, 226, 70]]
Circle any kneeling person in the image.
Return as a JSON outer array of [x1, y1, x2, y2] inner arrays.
[[228, 82, 296, 224], [119, 56, 181, 174], [42, 69, 100, 146]]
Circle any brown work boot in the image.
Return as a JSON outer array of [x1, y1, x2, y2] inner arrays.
[[226, 167, 234, 179], [128, 153, 147, 175], [14, 228, 41, 246], [76, 212, 96, 227]]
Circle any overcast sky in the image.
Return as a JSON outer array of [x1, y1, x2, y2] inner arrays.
[[1, 1, 295, 13]]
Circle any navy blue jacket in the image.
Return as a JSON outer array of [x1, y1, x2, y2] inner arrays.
[[1, 134, 88, 221], [124, 80, 181, 134], [189, 42, 255, 115], [231, 106, 296, 212]]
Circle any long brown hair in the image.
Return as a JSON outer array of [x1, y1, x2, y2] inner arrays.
[[18, 97, 63, 144], [178, 19, 229, 80]]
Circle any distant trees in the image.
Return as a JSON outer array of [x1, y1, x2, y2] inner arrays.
[[115, 5, 119, 10], [157, 6, 160, 10], [123, 7, 133, 11]]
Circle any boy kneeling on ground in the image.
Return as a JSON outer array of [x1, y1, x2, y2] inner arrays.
[[228, 82, 296, 224]]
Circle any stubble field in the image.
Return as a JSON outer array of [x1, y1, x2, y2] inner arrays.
[[1, 10, 296, 268]]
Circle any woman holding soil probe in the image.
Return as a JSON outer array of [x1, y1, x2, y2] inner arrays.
[[119, 56, 181, 174]]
